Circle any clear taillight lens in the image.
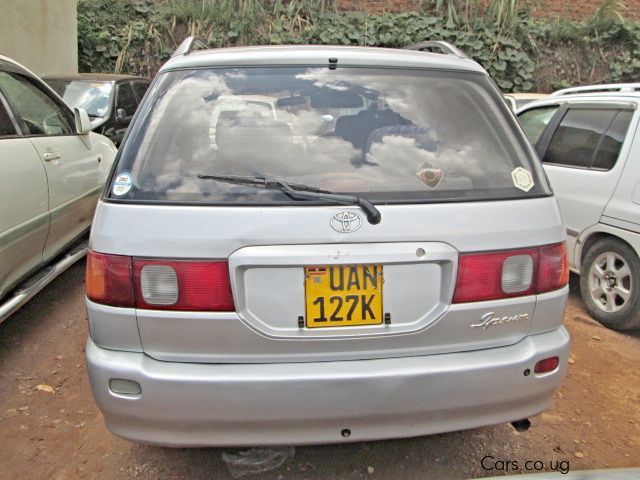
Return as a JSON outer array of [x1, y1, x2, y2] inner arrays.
[[502, 254, 535, 293], [453, 242, 568, 303], [139, 264, 179, 306]]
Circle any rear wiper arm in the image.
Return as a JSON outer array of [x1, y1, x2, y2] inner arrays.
[[197, 174, 381, 225]]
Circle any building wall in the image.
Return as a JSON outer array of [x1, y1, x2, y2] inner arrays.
[[0, 0, 77, 76]]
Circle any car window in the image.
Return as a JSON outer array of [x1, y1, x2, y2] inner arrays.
[[111, 67, 549, 204], [518, 106, 559, 145], [132, 82, 149, 103], [543, 108, 618, 168], [0, 97, 17, 137], [516, 99, 536, 109], [116, 83, 137, 115], [0, 71, 73, 136], [46, 80, 113, 118], [591, 110, 633, 171]]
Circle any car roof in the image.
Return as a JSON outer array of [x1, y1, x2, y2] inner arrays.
[[506, 93, 548, 99], [42, 73, 149, 82], [160, 45, 486, 74], [516, 92, 640, 114]]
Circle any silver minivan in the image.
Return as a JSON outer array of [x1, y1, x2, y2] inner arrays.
[[85, 40, 570, 447]]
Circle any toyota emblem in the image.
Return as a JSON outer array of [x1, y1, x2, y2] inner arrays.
[[330, 211, 363, 233]]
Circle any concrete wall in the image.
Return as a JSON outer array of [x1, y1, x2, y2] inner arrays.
[[0, 0, 77, 76]]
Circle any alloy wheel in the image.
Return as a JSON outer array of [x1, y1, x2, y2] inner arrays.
[[588, 251, 632, 313]]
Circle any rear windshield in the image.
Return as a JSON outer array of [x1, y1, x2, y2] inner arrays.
[[110, 66, 548, 204]]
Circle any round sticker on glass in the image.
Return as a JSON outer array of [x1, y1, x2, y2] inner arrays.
[[511, 167, 534, 192], [112, 171, 133, 196]]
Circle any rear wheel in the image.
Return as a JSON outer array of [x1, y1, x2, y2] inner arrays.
[[580, 238, 640, 330]]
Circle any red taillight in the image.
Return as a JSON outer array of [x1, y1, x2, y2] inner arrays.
[[453, 248, 538, 303], [86, 251, 134, 307], [534, 356, 560, 374], [538, 243, 569, 293], [453, 242, 568, 303], [133, 259, 234, 311], [86, 251, 234, 311]]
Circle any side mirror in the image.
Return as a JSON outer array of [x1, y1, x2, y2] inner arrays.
[[74, 108, 91, 135], [116, 108, 127, 124]]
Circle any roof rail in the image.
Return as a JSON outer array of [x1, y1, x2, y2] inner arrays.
[[171, 36, 208, 58], [404, 41, 469, 60], [551, 83, 640, 97]]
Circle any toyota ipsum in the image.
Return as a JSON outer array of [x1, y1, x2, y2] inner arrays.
[[85, 39, 570, 447]]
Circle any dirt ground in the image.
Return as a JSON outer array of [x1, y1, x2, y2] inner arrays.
[[1, 261, 639, 480]]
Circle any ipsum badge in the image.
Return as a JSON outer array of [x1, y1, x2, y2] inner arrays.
[[112, 171, 133, 196], [511, 167, 534, 192]]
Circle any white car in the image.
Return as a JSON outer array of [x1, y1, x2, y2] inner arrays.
[[518, 83, 640, 330], [0, 54, 116, 324]]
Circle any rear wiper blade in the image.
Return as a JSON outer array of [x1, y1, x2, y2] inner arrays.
[[197, 173, 381, 225]]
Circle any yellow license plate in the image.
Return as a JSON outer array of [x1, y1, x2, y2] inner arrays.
[[304, 265, 383, 328]]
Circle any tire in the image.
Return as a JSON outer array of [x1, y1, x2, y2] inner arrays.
[[580, 238, 640, 331]]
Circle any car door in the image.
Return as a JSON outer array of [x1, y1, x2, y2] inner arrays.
[[521, 103, 635, 268], [0, 69, 101, 262], [0, 88, 49, 299]]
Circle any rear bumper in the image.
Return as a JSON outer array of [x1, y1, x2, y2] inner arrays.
[[86, 327, 570, 447]]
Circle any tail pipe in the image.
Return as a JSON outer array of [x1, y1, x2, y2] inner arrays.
[[511, 419, 531, 432]]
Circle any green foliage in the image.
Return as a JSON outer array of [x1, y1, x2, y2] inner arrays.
[[77, 0, 640, 93], [270, 11, 534, 91], [77, 0, 268, 76], [588, 0, 627, 31], [600, 21, 640, 83]]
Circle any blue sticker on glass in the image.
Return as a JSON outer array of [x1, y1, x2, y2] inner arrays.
[[112, 171, 133, 196]]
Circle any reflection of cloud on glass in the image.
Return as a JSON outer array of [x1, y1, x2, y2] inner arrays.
[[367, 135, 480, 190], [296, 69, 349, 91], [288, 109, 325, 136], [224, 70, 247, 79], [306, 137, 360, 169], [295, 69, 461, 136], [165, 178, 205, 195], [367, 136, 428, 179], [132, 72, 230, 188], [120, 66, 529, 203]]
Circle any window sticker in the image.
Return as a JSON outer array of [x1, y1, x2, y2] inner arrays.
[[416, 161, 444, 188], [511, 167, 534, 192], [112, 171, 133, 196]]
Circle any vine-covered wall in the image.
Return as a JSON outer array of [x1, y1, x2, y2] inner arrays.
[[78, 0, 640, 92]]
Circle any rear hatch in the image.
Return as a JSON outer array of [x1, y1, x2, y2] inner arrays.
[[93, 62, 562, 363]]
